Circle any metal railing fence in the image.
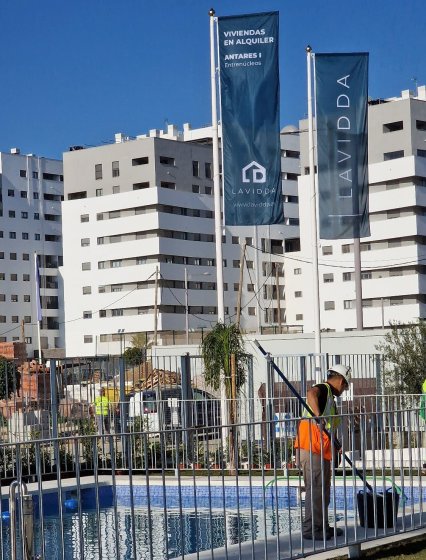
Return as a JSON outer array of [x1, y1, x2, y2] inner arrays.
[[1, 404, 426, 559]]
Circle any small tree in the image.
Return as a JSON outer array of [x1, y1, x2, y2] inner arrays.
[[376, 321, 426, 394], [200, 322, 248, 469], [123, 347, 145, 366], [0, 358, 20, 400]]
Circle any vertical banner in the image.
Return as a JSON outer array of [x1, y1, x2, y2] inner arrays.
[[218, 12, 283, 225], [315, 53, 369, 239]]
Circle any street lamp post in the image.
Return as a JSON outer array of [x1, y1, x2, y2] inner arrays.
[[185, 267, 189, 345]]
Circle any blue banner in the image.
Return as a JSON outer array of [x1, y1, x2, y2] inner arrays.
[[315, 53, 369, 239], [218, 12, 283, 225]]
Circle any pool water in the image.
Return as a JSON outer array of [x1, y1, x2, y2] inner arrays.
[[0, 506, 349, 559]]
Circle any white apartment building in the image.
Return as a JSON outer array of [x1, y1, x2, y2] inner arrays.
[[61, 126, 301, 356], [0, 150, 64, 357], [285, 86, 426, 331]]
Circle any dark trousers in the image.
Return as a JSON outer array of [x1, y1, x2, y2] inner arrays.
[[299, 449, 331, 536]]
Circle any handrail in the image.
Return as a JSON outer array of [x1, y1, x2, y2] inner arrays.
[[9, 480, 34, 560]]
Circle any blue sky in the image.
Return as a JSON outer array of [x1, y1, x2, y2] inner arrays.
[[0, 1, 424, 159]]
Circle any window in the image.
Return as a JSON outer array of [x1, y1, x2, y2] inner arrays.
[[80, 214, 89, 223], [247, 284, 254, 292], [24, 295, 30, 302], [248, 307, 256, 316], [113, 185, 120, 194], [204, 186, 212, 195], [343, 272, 352, 281], [9, 232, 16, 239], [0, 274, 4, 280], [35, 233, 40, 240], [22, 253, 29, 261], [84, 335, 93, 343], [81, 238, 90, 247], [342, 244, 352, 254], [97, 237, 104, 245], [192, 161, 199, 177], [24, 316, 31, 324], [0, 295, 4, 302], [111, 260, 122, 268], [98, 261, 106, 269], [95, 164, 102, 180], [384, 150, 404, 161], [387, 209, 400, 219], [96, 188, 103, 197], [133, 182, 150, 190], [296, 314, 303, 321], [232, 236, 239, 244], [233, 260, 240, 269], [205, 162, 212, 179], [132, 156, 149, 166], [324, 301, 335, 310], [10, 253, 17, 260], [0, 252, 3, 259], [282, 149, 300, 158], [96, 213, 104, 221], [112, 309, 123, 317], [109, 211, 120, 219], [160, 181, 175, 190], [383, 121, 403, 133], [82, 286, 91, 295], [416, 120, 426, 131], [20, 191, 27, 199], [295, 291, 302, 298], [11, 295, 18, 302], [294, 268, 302, 275], [112, 160, 120, 177], [245, 237, 253, 246], [11, 316, 19, 324], [322, 245, 333, 255], [344, 300, 354, 309], [99, 309, 107, 317], [388, 239, 402, 248], [20, 170, 27, 178], [160, 156, 175, 166], [33, 192, 39, 199], [111, 285, 123, 292], [82, 262, 91, 271], [22, 232, 29, 240], [34, 213, 39, 220], [323, 273, 334, 283], [192, 185, 200, 193], [98, 286, 106, 293], [390, 297, 403, 306], [417, 149, 426, 158], [361, 271, 372, 280], [83, 311, 92, 319], [0, 316, 5, 323], [32, 171, 38, 179], [9, 211, 15, 218], [362, 300, 373, 308], [21, 211, 28, 219], [8, 189, 14, 196]]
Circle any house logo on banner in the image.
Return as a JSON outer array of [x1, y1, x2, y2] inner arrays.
[[242, 161, 266, 184]]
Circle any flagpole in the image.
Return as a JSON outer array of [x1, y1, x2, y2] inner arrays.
[[34, 252, 42, 362], [209, 8, 225, 324], [306, 46, 322, 383]]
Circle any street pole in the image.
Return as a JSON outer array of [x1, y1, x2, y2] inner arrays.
[[185, 267, 189, 344]]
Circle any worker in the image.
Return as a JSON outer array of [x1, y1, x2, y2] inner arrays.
[[420, 379, 426, 421], [91, 387, 111, 435], [295, 364, 351, 540]]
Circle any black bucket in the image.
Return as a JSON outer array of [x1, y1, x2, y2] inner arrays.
[[357, 489, 400, 528]]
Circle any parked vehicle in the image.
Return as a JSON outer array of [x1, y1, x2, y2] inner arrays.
[[128, 386, 221, 438]]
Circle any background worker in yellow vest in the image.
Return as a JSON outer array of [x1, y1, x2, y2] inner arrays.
[[90, 387, 111, 435], [295, 364, 350, 541]]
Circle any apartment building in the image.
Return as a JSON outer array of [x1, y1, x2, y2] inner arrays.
[[61, 126, 301, 356], [0, 150, 64, 357], [285, 86, 426, 331]]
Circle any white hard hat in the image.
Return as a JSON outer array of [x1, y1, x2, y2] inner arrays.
[[328, 364, 351, 384]]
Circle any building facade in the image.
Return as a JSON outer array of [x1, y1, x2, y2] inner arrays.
[[61, 126, 301, 356], [0, 150, 64, 357], [285, 86, 426, 331]]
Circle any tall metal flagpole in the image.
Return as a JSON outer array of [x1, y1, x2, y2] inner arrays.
[[210, 9, 228, 453], [306, 46, 322, 383], [209, 8, 225, 324]]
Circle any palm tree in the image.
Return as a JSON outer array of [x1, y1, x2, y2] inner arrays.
[[200, 322, 248, 469]]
